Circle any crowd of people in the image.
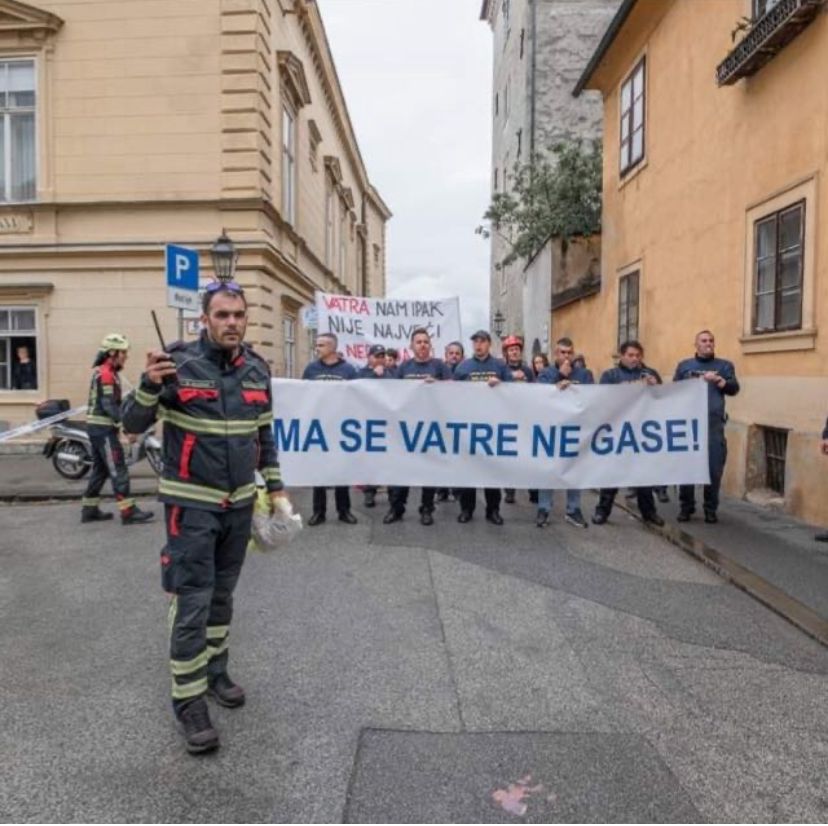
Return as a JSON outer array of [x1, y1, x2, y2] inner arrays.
[[301, 325, 741, 531]]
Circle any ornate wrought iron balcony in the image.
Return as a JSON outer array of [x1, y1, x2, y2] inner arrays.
[[716, 0, 825, 86]]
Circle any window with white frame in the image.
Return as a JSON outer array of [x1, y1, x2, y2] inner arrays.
[[282, 314, 296, 377], [620, 57, 645, 176], [0, 59, 36, 203], [0, 306, 38, 390], [281, 105, 296, 225]]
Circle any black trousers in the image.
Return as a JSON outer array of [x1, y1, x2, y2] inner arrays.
[[388, 486, 436, 515], [458, 488, 501, 515], [596, 487, 656, 519], [162, 504, 253, 709], [82, 428, 133, 514], [312, 486, 351, 515], [680, 423, 727, 514]]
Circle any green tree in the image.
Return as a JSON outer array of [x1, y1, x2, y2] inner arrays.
[[478, 139, 602, 269]]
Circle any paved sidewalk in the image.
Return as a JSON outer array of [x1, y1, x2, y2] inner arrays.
[[0, 453, 158, 501], [620, 489, 828, 643]]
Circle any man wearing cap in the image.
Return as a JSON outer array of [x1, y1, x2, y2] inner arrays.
[[302, 333, 359, 526], [453, 329, 512, 525], [501, 335, 533, 504], [82, 333, 154, 526], [358, 344, 391, 508], [385, 328, 452, 526]]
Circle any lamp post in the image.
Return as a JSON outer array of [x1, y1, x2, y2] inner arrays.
[[493, 310, 505, 338], [210, 231, 239, 284]]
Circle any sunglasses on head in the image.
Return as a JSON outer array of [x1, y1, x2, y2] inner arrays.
[[205, 281, 244, 294]]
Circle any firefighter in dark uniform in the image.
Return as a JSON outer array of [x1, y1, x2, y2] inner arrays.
[[500, 335, 533, 504], [122, 282, 290, 754], [81, 334, 154, 525], [437, 341, 465, 502], [453, 329, 513, 524], [358, 344, 391, 508], [385, 328, 451, 526], [302, 332, 358, 525], [673, 330, 740, 524], [592, 339, 665, 527]]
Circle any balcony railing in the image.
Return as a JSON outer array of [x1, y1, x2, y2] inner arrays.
[[716, 0, 824, 86]]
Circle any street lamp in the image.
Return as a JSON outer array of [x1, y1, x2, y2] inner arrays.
[[210, 231, 239, 283], [493, 310, 506, 338]]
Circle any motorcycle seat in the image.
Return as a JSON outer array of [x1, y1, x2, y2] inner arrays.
[[63, 420, 89, 431]]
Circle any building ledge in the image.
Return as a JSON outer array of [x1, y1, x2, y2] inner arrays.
[[551, 274, 601, 310], [716, 0, 824, 86], [740, 328, 816, 353]]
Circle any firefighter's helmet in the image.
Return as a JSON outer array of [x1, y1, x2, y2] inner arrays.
[[100, 333, 130, 352], [502, 335, 523, 350]]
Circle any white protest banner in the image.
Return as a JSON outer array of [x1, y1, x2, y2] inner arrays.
[[314, 293, 462, 365], [270, 379, 710, 488]]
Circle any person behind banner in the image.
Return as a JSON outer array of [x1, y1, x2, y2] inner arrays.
[[500, 335, 533, 505], [592, 340, 665, 527], [385, 328, 452, 526], [531, 352, 549, 379], [443, 341, 465, 376], [302, 333, 359, 526], [438, 340, 466, 503], [453, 329, 512, 525], [385, 348, 400, 377], [673, 330, 739, 524], [535, 337, 591, 529], [358, 344, 391, 508]]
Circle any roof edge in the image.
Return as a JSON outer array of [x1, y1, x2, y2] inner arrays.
[[572, 0, 639, 97]]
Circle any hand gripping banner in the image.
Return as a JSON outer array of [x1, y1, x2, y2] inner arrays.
[[271, 379, 711, 489]]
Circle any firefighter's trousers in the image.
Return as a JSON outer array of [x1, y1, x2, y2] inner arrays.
[[82, 428, 133, 513], [162, 504, 253, 709]]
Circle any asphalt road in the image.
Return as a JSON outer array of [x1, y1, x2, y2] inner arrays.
[[1, 489, 826, 823]]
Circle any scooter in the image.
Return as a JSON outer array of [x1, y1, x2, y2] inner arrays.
[[40, 407, 163, 480]]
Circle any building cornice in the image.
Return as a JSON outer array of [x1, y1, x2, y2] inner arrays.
[[0, 0, 64, 36]]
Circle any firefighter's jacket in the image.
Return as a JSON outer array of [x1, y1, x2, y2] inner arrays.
[[122, 333, 283, 511], [86, 359, 122, 432]]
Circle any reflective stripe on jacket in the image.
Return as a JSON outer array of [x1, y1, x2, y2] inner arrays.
[[122, 333, 283, 512]]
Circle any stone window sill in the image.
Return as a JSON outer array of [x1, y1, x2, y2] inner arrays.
[[740, 328, 816, 353]]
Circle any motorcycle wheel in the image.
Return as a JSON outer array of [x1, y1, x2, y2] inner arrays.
[[145, 445, 164, 476], [52, 440, 91, 480]]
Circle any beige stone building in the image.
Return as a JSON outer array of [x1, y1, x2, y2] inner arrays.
[[0, 0, 391, 431]]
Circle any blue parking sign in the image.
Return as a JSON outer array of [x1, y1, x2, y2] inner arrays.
[[166, 245, 199, 291]]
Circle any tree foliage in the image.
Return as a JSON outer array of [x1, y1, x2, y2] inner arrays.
[[477, 139, 602, 269]]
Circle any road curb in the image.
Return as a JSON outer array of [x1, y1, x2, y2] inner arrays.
[[616, 500, 828, 648]]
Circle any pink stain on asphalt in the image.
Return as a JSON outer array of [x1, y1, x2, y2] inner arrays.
[[491, 774, 546, 817]]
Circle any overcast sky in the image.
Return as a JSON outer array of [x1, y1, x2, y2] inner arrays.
[[317, 0, 493, 337]]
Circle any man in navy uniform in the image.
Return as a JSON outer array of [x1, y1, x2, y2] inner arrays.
[[385, 328, 451, 526], [302, 333, 358, 526], [501, 335, 533, 505], [592, 340, 665, 527], [535, 337, 591, 529], [358, 344, 391, 509], [673, 330, 739, 523], [453, 330, 512, 525]]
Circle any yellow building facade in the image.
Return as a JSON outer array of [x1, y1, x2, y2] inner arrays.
[[0, 0, 390, 431], [561, 0, 827, 523]]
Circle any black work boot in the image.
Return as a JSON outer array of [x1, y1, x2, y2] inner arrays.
[[81, 506, 113, 523], [175, 697, 219, 754], [122, 505, 154, 525], [208, 672, 246, 708]]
